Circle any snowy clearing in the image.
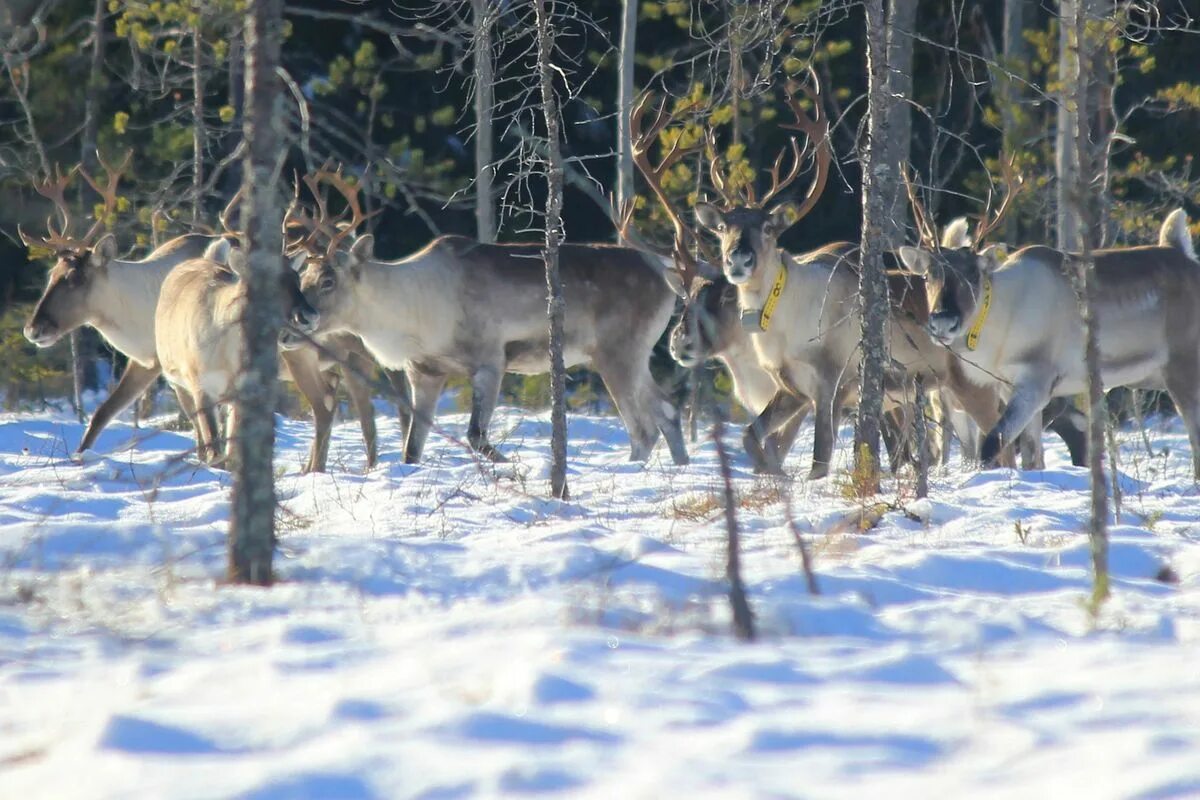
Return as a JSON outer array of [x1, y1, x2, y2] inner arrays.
[[1, 405, 1199, 799]]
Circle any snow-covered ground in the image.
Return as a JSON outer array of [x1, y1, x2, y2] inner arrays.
[[1, 402, 1199, 799]]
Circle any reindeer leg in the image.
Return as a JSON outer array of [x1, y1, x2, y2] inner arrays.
[[385, 369, 413, 445], [981, 373, 1056, 469], [284, 348, 336, 474], [743, 391, 804, 475], [764, 401, 809, 467], [1043, 397, 1088, 467], [76, 361, 162, 455], [342, 349, 380, 470], [404, 370, 447, 464], [1019, 408, 1045, 469], [467, 363, 508, 462], [649, 379, 689, 466], [808, 387, 839, 480], [191, 390, 221, 465]]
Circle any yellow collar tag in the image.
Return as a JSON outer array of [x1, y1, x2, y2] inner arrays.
[[758, 258, 788, 332], [965, 273, 992, 351]]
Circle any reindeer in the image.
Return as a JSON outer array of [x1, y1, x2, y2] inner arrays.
[[20, 157, 400, 472], [289, 182, 690, 467], [898, 202, 1200, 476], [155, 238, 319, 463]]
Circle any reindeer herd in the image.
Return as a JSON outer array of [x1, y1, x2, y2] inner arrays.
[[15, 71, 1200, 484]]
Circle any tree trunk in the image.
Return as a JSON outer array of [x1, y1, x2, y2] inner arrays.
[[854, 0, 891, 493], [715, 421, 754, 641], [472, 0, 496, 243], [881, 0, 914, 249], [70, 0, 108, 421], [192, 19, 205, 226], [229, 0, 284, 585], [1056, 0, 1080, 252], [1066, 0, 1109, 609], [615, 0, 637, 216], [1001, 0, 1029, 241], [534, 0, 569, 500]]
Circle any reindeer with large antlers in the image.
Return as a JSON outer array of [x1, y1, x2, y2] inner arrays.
[[898, 163, 1200, 475], [654, 71, 872, 477], [291, 171, 690, 466]]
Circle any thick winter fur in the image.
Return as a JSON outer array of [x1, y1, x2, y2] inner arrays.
[[23, 231, 400, 470], [899, 209, 1200, 476], [299, 234, 689, 465], [155, 240, 319, 464]]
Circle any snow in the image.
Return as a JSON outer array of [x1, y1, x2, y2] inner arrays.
[[1, 404, 1199, 798]]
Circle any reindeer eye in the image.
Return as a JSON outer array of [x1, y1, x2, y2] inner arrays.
[[716, 222, 727, 233], [320, 275, 335, 291]]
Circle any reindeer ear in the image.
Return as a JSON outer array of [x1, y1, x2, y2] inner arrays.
[[203, 237, 232, 264], [226, 248, 247, 275], [289, 252, 307, 273], [663, 269, 687, 298], [766, 203, 795, 236], [89, 234, 117, 269], [940, 217, 971, 250], [898, 246, 933, 275], [978, 244, 1007, 272], [335, 234, 373, 274], [349, 234, 374, 263], [694, 203, 724, 233]]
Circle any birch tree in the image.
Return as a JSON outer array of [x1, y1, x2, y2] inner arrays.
[[229, 0, 285, 584]]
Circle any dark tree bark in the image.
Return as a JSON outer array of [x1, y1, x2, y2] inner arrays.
[[1001, 0, 1030, 242], [1066, 0, 1109, 609], [714, 421, 754, 641], [534, 0, 569, 500], [229, 0, 285, 585], [854, 0, 892, 493], [472, 0, 496, 243], [72, 0, 109, 422], [881, 0, 914, 249], [192, 21, 205, 226], [615, 0, 637, 215]]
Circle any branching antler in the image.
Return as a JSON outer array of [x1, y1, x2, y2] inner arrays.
[[285, 162, 379, 259], [630, 91, 704, 287], [77, 150, 132, 244], [902, 165, 940, 250], [775, 68, 830, 222], [19, 164, 77, 251], [973, 153, 1026, 245]]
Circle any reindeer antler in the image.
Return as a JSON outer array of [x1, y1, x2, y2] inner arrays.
[[973, 153, 1026, 245], [77, 150, 132, 244], [285, 162, 379, 260], [902, 165, 940, 250], [630, 91, 705, 288], [19, 165, 79, 251], [774, 68, 830, 221]]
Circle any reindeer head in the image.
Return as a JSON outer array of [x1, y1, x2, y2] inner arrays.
[[897, 160, 1022, 345], [22, 153, 130, 347], [668, 276, 740, 367], [693, 73, 830, 289], [204, 236, 319, 350], [285, 164, 377, 333]]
